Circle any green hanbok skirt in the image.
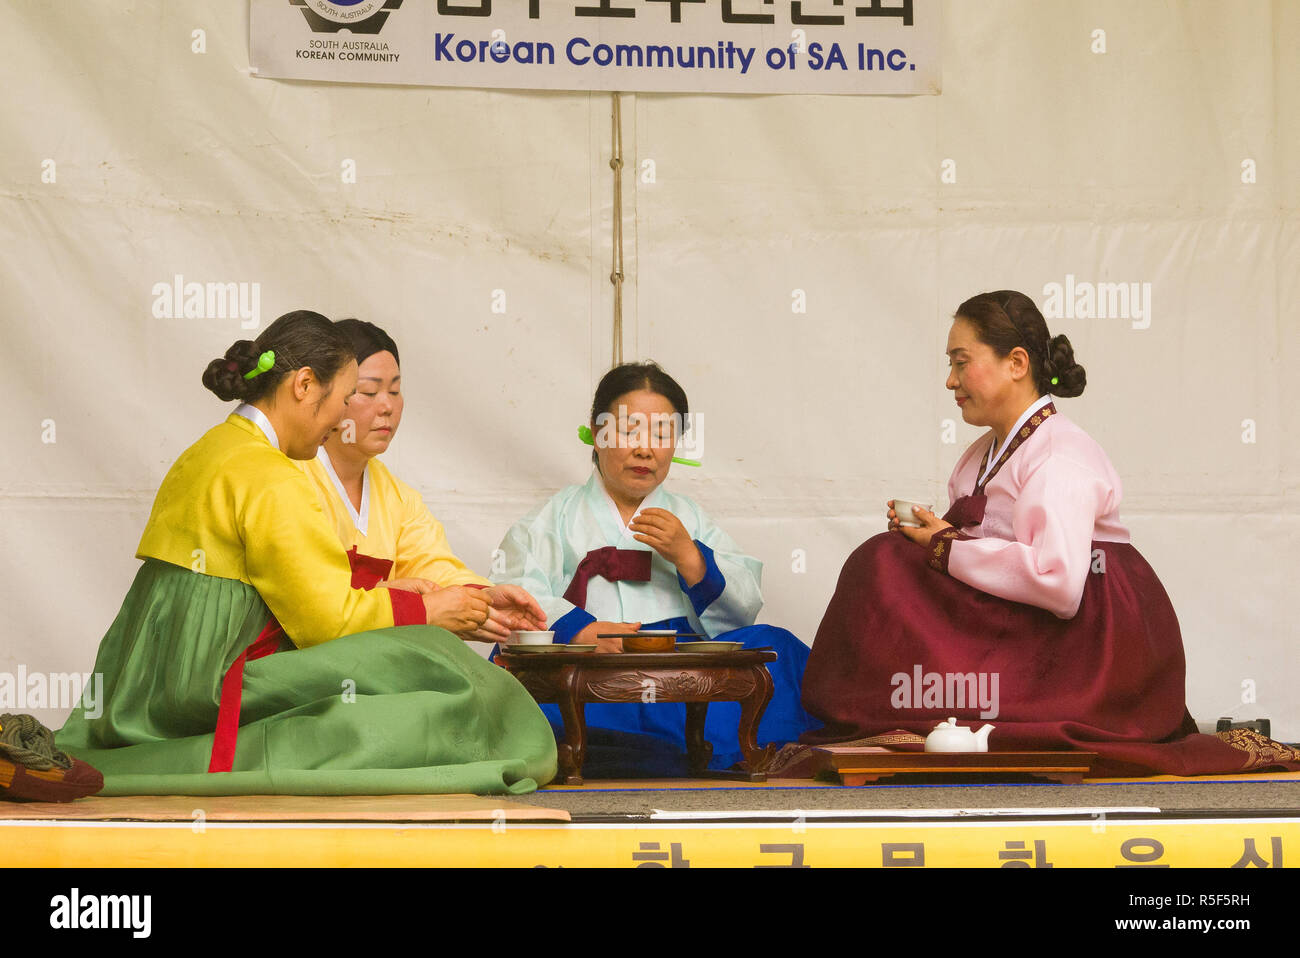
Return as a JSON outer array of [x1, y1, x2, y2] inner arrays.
[[56, 560, 557, 796]]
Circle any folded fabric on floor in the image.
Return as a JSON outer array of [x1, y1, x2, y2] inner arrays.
[[0, 713, 104, 802]]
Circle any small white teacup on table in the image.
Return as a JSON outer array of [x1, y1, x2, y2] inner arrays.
[[508, 630, 555, 646], [890, 498, 934, 528]]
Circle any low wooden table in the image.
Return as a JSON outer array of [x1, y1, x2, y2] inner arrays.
[[498, 649, 777, 785], [815, 746, 1100, 785]]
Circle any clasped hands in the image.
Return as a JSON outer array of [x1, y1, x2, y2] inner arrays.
[[379, 579, 545, 643]]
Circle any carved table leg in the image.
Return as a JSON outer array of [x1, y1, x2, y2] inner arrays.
[[734, 664, 775, 780], [554, 675, 587, 786], [685, 702, 712, 776]]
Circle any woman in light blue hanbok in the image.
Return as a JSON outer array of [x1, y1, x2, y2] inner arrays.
[[494, 362, 820, 775]]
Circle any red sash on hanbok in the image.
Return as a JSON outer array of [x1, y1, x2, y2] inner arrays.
[[562, 547, 653, 609], [208, 618, 285, 773], [206, 548, 434, 774], [346, 546, 395, 589]]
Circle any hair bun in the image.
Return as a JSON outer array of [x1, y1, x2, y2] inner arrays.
[[202, 340, 260, 402], [1046, 334, 1086, 398]]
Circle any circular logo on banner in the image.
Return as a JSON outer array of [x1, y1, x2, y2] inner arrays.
[[305, 0, 385, 23]]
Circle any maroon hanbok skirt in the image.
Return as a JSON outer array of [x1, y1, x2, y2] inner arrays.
[[796, 533, 1300, 777]]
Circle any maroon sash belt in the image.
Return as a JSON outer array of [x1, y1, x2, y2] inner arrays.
[[346, 546, 394, 589], [562, 547, 652, 609], [942, 493, 987, 528]]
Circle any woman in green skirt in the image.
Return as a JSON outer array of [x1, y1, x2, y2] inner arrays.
[[56, 310, 557, 795]]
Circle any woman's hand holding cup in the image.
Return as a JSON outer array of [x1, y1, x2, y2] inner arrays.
[[888, 499, 952, 546]]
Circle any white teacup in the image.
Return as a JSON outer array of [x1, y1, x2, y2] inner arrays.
[[891, 498, 934, 528], [508, 630, 555, 646]]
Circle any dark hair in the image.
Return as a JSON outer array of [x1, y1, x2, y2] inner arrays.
[[589, 361, 690, 464], [334, 318, 400, 368], [202, 310, 355, 403], [954, 290, 1086, 398]]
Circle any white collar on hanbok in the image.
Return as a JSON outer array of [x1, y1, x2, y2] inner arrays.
[[589, 467, 667, 543], [233, 403, 280, 451], [317, 445, 371, 536], [979, 393, 1054, 487]]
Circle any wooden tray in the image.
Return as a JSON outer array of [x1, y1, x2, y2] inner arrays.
[[814, 747, 1099, 785]]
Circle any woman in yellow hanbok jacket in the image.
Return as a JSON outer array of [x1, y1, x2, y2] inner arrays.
[[55, 311, 557, 796], [298, 319, 543, 646]]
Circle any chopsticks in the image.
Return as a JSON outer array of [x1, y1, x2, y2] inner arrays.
[[596, 632, 706, 639]]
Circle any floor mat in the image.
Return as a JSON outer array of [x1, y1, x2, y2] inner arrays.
[[0, 792, 570, 822]]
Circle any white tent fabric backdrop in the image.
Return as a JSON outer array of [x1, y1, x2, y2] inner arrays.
[[1, 1, 1296, 739]]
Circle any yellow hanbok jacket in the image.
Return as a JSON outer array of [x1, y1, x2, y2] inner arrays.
[[139, 413, 422, 644], [299, 448, 491, 588]]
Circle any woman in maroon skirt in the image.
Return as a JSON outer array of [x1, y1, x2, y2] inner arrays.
[[799, 290, 1299, 776]]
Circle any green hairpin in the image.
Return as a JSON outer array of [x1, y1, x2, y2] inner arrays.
[[578, 425, 702, 467], [1050, 376, 1059, 386], [244, 350, 275, 380]]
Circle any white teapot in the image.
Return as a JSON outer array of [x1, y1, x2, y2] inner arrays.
[[924, 717, 995, 753]]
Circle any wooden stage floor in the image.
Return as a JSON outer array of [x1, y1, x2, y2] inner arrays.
[[4, 771, 1297, 867]]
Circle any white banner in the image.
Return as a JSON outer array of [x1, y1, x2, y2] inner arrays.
[[250, 0, 941, 94]]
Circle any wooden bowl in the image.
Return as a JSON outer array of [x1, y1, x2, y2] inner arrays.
[[622, 633, 676, 653]]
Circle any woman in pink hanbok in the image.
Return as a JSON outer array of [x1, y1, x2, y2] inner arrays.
[[799, 291, 1299, 776]]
